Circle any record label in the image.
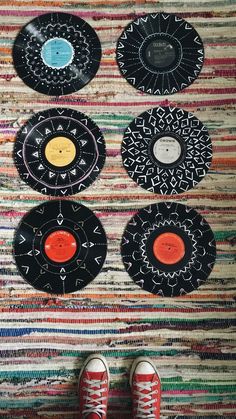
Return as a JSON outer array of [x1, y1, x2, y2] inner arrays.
[[152, 136, 182, 165], [14, 108, 106, 196], [13, 200, 107, 294], [153, 232, 185, 265], [116, 13, 204, 95], [44, 230, 77, 263], [44, 137, 76, 167], [41, 38, 74, 68], [13, 12, 101, 96], [122, 106, 212, 195], [121, 202, 216, 297], [145, 38, 176, 68]]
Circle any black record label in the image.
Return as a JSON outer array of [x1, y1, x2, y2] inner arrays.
[[121, 202, 216, 297], [122, 106, 212, 195], [14, 108, 106, 196], [116, 12, 204, 95], [13, 200, 107, 294], [13, 12, 101, 96]]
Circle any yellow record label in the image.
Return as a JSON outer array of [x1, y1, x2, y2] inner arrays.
[[45, 136, 76, 167]]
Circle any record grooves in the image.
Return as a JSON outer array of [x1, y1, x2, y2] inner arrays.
[[116, 12, 204, 95], [121, 202, 216, 297], [13, 12, 101, 95], [14, 108, 106, 196], [13, 200, 107, 294]]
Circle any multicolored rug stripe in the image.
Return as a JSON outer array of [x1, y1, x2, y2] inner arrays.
[[0, 0, 236, 418]]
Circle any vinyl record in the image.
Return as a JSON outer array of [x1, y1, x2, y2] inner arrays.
[[13, 12, 101, 96], [122, 106, 212, 195], [116, 12, 204, 95], [121, 202, 216, 297], [13, 200, 107, 294], [14, 108, 106, 196]]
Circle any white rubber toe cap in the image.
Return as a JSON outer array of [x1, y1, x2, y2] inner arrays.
[[134, 361, 155, 375], [86, 357, 107, 373]]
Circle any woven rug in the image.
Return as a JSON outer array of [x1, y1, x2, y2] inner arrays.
[[0, 0, 235, 418]]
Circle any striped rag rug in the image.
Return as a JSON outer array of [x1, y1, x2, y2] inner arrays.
[[0, 0, 235, 418]]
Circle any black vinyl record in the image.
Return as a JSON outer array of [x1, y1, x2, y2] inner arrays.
[[14, 108, 106, 196], [13, 12, 101, 96], [116, 12, 204, 95], [13, 200, 107, 294], [121, 202, 216, 297], [122, 106, 212, 195]]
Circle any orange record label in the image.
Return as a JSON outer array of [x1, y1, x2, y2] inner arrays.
[[153, 232, 185, 265], [44, 230, 77, 263]]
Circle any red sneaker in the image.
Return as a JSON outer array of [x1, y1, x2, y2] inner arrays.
[[78, 354, 110, 419], [130, 357, 161, 419]]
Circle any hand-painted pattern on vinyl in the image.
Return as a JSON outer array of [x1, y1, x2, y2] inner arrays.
[[13, 200, 107, 294], [122, 106, 212, 195], [116, 12, 204, 95], [13, 12, 101, 95], [121, 202, 216, 297], [14, 108, 106, 196]]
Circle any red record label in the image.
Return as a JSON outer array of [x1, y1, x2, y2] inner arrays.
[[44, 230, 77, 263], [153, 232, 185, 265]]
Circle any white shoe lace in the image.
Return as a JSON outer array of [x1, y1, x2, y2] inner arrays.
[[82, 377, 107, 417], [134, 381, 158, 419]]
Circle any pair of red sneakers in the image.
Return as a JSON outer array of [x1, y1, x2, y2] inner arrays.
[[78, 354, 161, 418]]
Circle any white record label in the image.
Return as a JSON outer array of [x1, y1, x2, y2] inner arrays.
[[153, 136, 182, 165]]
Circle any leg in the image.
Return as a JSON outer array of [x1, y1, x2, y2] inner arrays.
[[78, 354, 110, 419]]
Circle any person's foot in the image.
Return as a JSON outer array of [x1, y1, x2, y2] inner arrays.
[[130, 356, 161, 419], [78, 354, 110, 419]]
